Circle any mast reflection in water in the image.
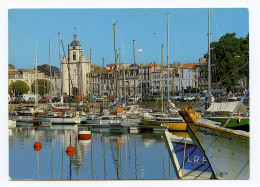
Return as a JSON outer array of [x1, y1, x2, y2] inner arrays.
[[9, 125, 177, 180]]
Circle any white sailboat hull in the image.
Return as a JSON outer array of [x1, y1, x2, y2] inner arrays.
[[186, 120, 249, 179], [38, 116, 81, 124], [86, 119, 122, 125]]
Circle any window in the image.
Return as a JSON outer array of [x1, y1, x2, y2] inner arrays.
[[73, 52, 76, 60]]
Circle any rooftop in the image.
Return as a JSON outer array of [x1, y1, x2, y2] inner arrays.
[[19, 69, 43, 73], [8, 71, 21, 75], [179, 63, 198, 69]]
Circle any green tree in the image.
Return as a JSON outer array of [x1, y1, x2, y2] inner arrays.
[[31, 79, 50, 96], [204, 33, 249, 91], [8, 80, 30, 96]]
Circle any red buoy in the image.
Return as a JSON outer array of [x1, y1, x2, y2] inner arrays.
[[66, 151, 75, 156], [34, 142, 42, 151], [66, 146, 75, 156], [78, 130, 92, 140]]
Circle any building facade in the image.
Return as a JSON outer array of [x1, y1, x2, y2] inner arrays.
[[62, 32, 91, 97], [8, 64, 61, 97]]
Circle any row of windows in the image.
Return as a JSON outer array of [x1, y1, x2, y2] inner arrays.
[[24, 74, 44, 79], [10, 74, 45, 79]]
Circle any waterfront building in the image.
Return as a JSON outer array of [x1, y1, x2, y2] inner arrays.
[[196, 58, 208, 91], [8, 64, 48, 95], [8, 65, 23, 87], [179, 63, 199, 92], [62, 31, 91, 97], [140, 63, 154, 97], [19, 69, 47, 92], [118, 64, 139, 98], [150, 63, 181, 96]]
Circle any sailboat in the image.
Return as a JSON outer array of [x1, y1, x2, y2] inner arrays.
[[86, 24, 123, 126], [141, 15, 186, 131], [178, 9, 249, 179], [36, 34, 83, 124]]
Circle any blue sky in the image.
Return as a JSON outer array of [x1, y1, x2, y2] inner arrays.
[[8, 8, 249, 69]]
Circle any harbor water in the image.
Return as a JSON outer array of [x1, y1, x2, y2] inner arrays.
[[9, 123, 177, 180]]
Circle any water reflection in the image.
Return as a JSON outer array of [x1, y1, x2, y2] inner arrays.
[[9, 124, 177, 180]]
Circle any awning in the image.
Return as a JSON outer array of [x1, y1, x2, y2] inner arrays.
[[206, 101, 247, 113]]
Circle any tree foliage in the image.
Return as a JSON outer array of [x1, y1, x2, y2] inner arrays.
[[8, 80, 30, 96], [31, 79, 50, 96], [204, 32, 249, 90]]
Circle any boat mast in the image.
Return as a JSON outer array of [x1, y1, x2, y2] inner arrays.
[[123, 41, 126, 103], [161, 44, 164, 114], [133, 40, 136, 101], [77, 55, 80, 105], [139, 49, 143, 102], [102, 57, 105, 108], [90, 48, 92, 103], [208, 8, 212, 97], [77, 31, 81, 105], [113, 23, 118, 105], [68, 44, 71, 99], [173, 64, 175, 103], [167, 13, 170, 101], [49, 39, 52, 102], [58, 32, 63, 98], [35, 43, 38, 108], [118, 48, 121, 103]]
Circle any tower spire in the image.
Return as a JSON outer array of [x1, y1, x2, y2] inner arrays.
[[73, 27, 77, 40]]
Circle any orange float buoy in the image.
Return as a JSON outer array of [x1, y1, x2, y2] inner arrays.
[[34, 142, 42, 151], [66, 146, 75, 156], [117, 108, 123, 114], [117, 139, 124, 147]]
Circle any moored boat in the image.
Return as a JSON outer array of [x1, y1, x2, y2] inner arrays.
[[37, 111, 81, 124], [164, 131, 214, 179], [78, 130, 91, 140], [141, 113, 186, 131], [86, 115, 122, 125], [179, 105, 249, 179]]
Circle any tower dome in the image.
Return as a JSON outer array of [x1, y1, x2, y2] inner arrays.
[[70, 30, 81, 47]]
